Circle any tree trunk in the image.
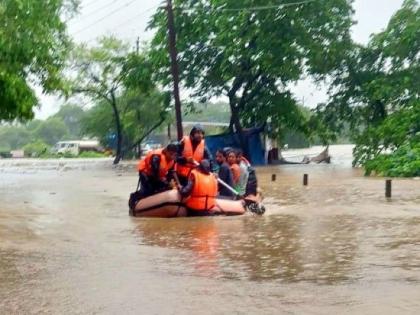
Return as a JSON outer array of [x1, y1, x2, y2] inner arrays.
[[166, 0, 183, 140], [128, 113, 167, 153], [110, 92, 123, 164], [228, 116, 234, 133], [228, 99, 249, 159]]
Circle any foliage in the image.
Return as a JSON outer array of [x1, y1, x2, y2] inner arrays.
[[183, 102, 230, 123], [0, 0, 78, 121], [77, 151, 107, 158], [81, 89, 170, 155], [68, 37, 167, 163], [119, 90, 170, 151], [314, 0, 420, 176], [23, 140, 50, 157], [80, 101, 114, 146], [149, 0, 354, 153], [68, 36, 130, 163], [0, 125, 31, 149], [52, 104, 86, 138], [0, 104, 86, 152], [34, 117, 70, 145], [364, 142, 420, 177]]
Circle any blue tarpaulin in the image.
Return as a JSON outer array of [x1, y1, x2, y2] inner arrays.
[[205, 128, 266, 165]]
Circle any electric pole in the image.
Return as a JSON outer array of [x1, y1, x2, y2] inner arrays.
[[166, 0, 183, 140]]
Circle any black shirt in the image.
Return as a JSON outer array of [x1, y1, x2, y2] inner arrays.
[[217, 162, 234, 197]]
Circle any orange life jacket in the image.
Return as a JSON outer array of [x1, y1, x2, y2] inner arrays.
[[185, 169, 218, 211], [176, 136, 205, 177], [138, 149, 174, 180]]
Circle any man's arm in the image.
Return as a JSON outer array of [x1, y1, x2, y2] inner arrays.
[[180, 176, 195, 198], [203, 146, 216, 171], [203, 146, 213, 161], [176, 141, 187, 164], [150, 155, 161, 180]]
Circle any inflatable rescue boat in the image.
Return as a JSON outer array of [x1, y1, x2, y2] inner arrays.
[[130, 189, 264, 218]]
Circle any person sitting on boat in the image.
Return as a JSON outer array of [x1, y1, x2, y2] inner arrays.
[[176, 125, 213, 185], [235, 148, 250, 196], [226, 149, 241, 190], [215, 149, 235, 198], [180, 159, 218, 216], [137, 143, 178, 198], [235, 149, 258, 196]]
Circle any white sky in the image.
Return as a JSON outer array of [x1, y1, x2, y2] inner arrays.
[[35, 0, 405, 119]]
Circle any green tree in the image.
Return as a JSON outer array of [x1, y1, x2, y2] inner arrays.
[[70, 37, 168, 163], [0, 125, 31, 149], [149, 0, 354, 155], [81, 89, 170, 157], [314, 0, 419, 176], [23, 140, 50, 157], [34, 117, 70, 145], [80, 101, 115, 147], [53, 104, 86, 138], [69, 37, 130, 164], [0, 0, 77, 121]]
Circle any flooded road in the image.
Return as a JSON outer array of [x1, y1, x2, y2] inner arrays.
[[1, 145, 420, 314]]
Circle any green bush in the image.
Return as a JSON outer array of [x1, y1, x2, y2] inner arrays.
[[23, 140, 50, 157], [78, 151, 107, 158], [364, 142, 420, 177]]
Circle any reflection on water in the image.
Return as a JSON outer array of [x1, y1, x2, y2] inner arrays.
[[136, 215, 358, 283], [134, 213, 420, 285]]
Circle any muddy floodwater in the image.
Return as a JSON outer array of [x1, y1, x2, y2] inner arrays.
[[1, 145, 419, 314]]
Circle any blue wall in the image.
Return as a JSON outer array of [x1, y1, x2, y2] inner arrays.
[[205, 129, 266, 165]]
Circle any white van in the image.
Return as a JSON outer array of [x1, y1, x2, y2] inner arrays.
[[52, 140, 102, 156]]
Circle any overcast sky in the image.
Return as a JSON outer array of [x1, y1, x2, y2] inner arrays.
[[35, 0, 405, 119]]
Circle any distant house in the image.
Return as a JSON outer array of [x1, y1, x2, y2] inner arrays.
[[11, 150, 25, 158]]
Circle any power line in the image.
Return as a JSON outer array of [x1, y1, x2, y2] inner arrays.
[[82, 0, 105, 9], [79, 0, 123, 21], [112, 4, 160, 30], [80, 4, 160, 42], [218, 0, 317, 11], [72, 0, 317, 40], [72, 0, 139, 35], [176, 0, 317, 12]]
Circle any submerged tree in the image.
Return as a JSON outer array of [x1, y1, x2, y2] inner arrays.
[[149, 0, 354, 155], [314, 0, 419, 176], [0, 0, 77, 121]]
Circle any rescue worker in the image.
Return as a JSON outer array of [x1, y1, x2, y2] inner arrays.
[[176, 125, 213, 185], [215, 149, 234, 198], [180, 159, 218, 216], [137, 143, 178, 198]]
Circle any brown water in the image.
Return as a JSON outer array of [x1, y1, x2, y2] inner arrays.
[[1, 145, 420, 314]]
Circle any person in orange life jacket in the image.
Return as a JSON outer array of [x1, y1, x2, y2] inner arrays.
[[137, 143, 178, 199], [215, 149, 235, 198], [176, 125, 213, 185], [180, 159, 219, 216]]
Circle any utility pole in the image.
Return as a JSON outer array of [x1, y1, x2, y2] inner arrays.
[[136, 36, 140, 54], [166, 0, 183, 140]]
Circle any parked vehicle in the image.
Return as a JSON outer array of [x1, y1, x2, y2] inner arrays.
[[52, 140, 103, 156], [140, 141, 162, 156]]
